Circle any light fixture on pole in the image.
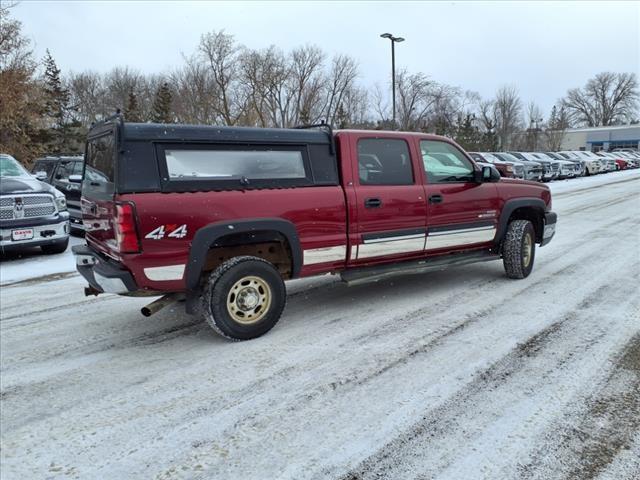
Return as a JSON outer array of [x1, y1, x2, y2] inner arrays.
[[380, 33, 404, 129]]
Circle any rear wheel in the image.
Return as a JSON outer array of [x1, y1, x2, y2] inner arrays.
[[502, 220, 536, 279], [41, 238, 69, 255], [201, 256, 286, 340]]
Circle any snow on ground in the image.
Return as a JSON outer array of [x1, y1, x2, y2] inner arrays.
[[1, 171, 639, 479], [0, 235, 83, 285]]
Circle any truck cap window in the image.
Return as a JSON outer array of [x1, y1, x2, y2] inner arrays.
[[420, 140, 474, 183], [165, 149, 306, 181], [84, 134, 115, 195], [357, 138, 413, 185]]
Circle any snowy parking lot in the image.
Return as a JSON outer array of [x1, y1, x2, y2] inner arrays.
[[1, 171, 639, 479]]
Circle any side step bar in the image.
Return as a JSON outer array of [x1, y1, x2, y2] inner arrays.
[[340, 251, 500, 286]]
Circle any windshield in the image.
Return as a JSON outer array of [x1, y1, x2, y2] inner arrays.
[[0, 154, 32, 178], [493, 152, 519, 163]]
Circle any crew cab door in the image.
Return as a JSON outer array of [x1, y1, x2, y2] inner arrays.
[[351, 136, 427, 261], [419, 139, 499, 252]]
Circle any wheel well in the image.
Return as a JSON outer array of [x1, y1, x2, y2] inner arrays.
[[508, 207, 544, 243], [202, 230, 293, 280]]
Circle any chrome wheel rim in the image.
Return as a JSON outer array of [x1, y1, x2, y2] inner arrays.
[[226, 276, 271, 324], [523, 233, 532, 268]]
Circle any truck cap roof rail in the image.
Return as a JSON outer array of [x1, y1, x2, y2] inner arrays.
[[293, 121, 335, 156]]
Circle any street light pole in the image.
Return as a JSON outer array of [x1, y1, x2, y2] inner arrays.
[[380, 33, 404, 129]]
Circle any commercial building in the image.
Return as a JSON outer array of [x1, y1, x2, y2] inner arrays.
[[560, 125, 640, 151]]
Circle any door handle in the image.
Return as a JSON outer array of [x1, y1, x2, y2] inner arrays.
[[364, 197, 383, 208], [428, 194, 443, 204]]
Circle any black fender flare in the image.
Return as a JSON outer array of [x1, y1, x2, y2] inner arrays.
[[185, 218, 302, 291], [495, 198, 547, 244]]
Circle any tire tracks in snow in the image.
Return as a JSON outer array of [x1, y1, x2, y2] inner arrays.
[[335, 282, 638, 480]]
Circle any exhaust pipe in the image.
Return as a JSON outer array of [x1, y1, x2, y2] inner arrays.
[[141, 293, 183, 317]]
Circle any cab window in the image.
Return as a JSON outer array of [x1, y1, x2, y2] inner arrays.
[[357, 138, 414, 185], [420, 140, 475, 183]]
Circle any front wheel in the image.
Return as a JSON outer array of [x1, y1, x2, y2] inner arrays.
[[502, 220, 536, 279], [201, 256, 286, 340]]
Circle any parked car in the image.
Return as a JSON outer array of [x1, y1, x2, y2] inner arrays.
[[73, 117, 557, 340], [509, 152, 559, 181], [467, 152, 525, 179], [575, 150, 616, 173], [31, 155, 84, 232], [596, 151, 628, 170], [491, 152, 543, 182], [616, 151, 640, 167], [557, 151, 603, 175], [544, 152, 585, 176], [531, 152, 578, 179], [0, 153, 70, 254]]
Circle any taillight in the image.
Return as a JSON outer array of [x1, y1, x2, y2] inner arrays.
[[115, 202, 140, 253]]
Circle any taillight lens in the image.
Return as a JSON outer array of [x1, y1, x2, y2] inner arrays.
[[115, 202, 140, 253]]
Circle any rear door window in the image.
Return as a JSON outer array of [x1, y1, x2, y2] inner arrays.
[[357, 138, 414, 185]]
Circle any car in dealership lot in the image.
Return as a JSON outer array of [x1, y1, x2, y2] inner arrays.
[[1, 153, 70, 254], [596, 151, 630, 170], [467, 152, 525, 179], [531, 152, 579, 178], [31, 155, 84, 232], [616, 151, 640, 167], [574, 150, 616, 172], [544, 151, 585, 176], [509, 152, 559, 181], [557, 151, 603, 175], [491, 152, 543, 182]]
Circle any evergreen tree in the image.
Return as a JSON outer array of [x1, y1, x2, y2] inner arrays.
[[124, 90, 142, 122], [151, 82, 173, 123], [43, 49, 77, 153], [454, 113, 482, 150]]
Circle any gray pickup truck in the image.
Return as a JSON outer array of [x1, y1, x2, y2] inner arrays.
[[0, 154, 70, 254]]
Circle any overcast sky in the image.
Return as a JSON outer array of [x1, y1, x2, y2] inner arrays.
[[12, 0, 640, 117]]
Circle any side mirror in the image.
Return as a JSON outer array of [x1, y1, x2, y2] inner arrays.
[[478, 165, 500, 182], [35, 171, 48, 181], [68, 174, 82, 183]]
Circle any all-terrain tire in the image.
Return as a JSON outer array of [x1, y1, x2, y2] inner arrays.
[[200, 256, 286, 341], [41, 238, 69, 255], [502, 220, 536, 279]]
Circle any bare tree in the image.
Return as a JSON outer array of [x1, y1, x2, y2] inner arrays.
[[199, 30, 247, 125], [289, 45, 325, 126], [320, 54, 359, 126], [523, 101, 544, 150], [562, 72, 638, 126], [494, 85, 522, 150], [394, 70, 434, 130], [67, 71, 106, 124], [544, 104, 571, 151], [171, 54, 219, 124]]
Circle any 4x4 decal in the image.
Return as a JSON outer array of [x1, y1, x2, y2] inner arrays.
[[145, 224, 188, 240]]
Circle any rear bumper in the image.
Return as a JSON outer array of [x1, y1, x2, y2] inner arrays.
[[540, 211, 557, 247], [72, 245, 138, 294]]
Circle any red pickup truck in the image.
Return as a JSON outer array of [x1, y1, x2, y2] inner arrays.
[[73, 117, 556, 340]]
